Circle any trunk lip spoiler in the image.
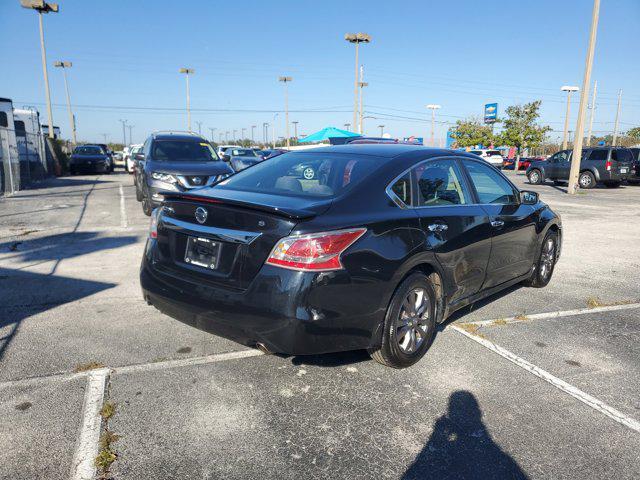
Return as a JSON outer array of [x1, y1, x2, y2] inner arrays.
[[160, 191, 328, 220]]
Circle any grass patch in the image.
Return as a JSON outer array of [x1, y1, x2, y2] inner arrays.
[[100, 402, 116, 420], [74, 361, 105, 372], [492, 318, 508, 326], [95, 429, 119, 475], [514, 313, 528, 321], [586, 296, 602, 308]]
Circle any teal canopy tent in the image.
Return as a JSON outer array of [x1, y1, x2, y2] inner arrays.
[[298, 127, 361, 143]]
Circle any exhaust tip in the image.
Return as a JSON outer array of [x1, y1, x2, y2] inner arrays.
[[255, 342, 272, 355]]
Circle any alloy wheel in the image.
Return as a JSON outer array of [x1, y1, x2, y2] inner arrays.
[[529, 171, 539, 183], [539, 237, 556, 280], [579, 174, 592, 188], [397, 288, 431, 354]]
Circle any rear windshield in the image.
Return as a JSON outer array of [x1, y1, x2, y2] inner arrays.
[[151, 140, 219, 162], [486, 150, 502, 156], [216, 152, 384, 198], [74, 146, 103, 155]]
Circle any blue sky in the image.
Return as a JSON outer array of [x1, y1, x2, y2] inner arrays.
[[1, 0, 638, 145]]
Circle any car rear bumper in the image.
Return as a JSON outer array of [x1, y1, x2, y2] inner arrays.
[[140, 240, 382, 355], [71, 162, 111, 173]]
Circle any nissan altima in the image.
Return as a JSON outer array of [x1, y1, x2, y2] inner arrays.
[[141, 145, 561, 368]]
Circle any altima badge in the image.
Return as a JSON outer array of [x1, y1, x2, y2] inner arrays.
[[195, 207, 208, 224]]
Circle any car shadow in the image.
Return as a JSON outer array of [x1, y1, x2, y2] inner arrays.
[[403, 390, 529, 479], [440, 283, 523, 326], [283, 349, 371, 367]]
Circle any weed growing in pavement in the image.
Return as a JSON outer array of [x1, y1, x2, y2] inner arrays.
[[100, 402, 116, 420], [95, 429, 119, 476], [586, 296, 636, 309], [74, 361, 105, 372], [514, 313, 528, 321], [456, 323, 487, 339], [492, 318, 508, 326]]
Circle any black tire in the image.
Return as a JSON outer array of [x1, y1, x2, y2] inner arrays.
[[527, 169, 543, 185], [523, 230, 558, 288], [141, 194, 153, 216], [369, 272, 437, 369], [135, 184, 143, 202], [604, 181, 621, 188], [578, 171, 596, 189]]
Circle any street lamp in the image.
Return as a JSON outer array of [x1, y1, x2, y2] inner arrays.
[[279, 76, 293, 148], [292, 121, 299, 139], [209, 127, 216, 142], [128, 125, 134, 145], [225, 130, 229, 142], [53, 61, 77, 144], [263, 123, 269, 144], [561, 86, 579, 149], [251, 125, 256, 144], [195, 121, 202, 135], [358, 74, 368, 134], [426, 104, 441, 147], [241, 127, 246, 142], [118, 119, 127, 146], [344, 123, 351, 131], [345, 32, 371, 132], [378, 125, 385, 136], [179, 67, 195, 131], [272, 113, 279, 148], [21, 0, 59, 140]]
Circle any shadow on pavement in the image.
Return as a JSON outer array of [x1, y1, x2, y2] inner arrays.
[[403, 390, 529, 480], [286, 349, 371, 367], [443, 283, 523, 325], [0, 266, 116, 363]]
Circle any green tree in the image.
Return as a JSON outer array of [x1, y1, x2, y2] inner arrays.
[[626, 127, 640, 140], [449, 117, 494, 148], [497, 101, 551, 166]]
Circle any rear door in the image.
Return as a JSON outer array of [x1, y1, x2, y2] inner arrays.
[[543, 151, 567, 178], [462, 159, 538, 288], [611, 149, 633, 178], [411, 158, 492, 303]]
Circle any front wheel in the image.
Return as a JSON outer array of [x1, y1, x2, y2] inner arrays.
[[369, 273, 436, 369], [523, 230, 558, 288], [141, 193, 153, 216], [527, 169, 543, 185]]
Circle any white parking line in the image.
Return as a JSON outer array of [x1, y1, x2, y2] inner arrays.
[[119, 184, 128, 228], [460, 302, 640, 328], [70, 368, 110, 480], [452, 325, 640, 433]]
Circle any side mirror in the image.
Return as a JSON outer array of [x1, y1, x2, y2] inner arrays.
[[222, 154, 231, 162], [135, 153, 145, 161], [520, 190, 539, 205]]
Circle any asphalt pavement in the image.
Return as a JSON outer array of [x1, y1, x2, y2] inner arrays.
[[0, 169, 639, 479]]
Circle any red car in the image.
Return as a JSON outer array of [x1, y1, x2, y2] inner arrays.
[[503, 157, 545, 170]]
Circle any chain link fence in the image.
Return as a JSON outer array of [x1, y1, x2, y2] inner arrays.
[[0, 128, 53, 195]]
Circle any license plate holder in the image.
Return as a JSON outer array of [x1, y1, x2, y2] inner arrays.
[[184, 236, 220, 270]]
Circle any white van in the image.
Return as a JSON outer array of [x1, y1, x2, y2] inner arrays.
[[0, 98, 19, 194], [13, 108, 45, 168], [469, 149, 504, 167]]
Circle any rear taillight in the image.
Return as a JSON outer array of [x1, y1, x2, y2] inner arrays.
[[149, 208, 159, 239], [266, 228, 366, 271], [605, 160, 612, 171]]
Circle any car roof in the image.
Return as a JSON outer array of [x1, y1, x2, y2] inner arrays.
[[298, 144, 454, 158], [152, 132, 206, 142]]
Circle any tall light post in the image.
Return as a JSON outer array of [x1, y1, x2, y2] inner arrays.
[[345, 33, 371, 132], [251, 125, 256, 144], [378, 125, 385, 136], [263, 123, 269, 144], [233, 129, 237, 142], [195, 121, 202, 135], [118, 119, 127, 146], [358, 69, 368, 134], [128, 125, 134, 145], [225, 131, 229, 142], [612, 89, 622, 146], [241, 127, 246, 142], [21, 0, 59, 140], [586, 80, 597, 146], [209, 127, 216, 142], [101, 133, 108, 143], [53, 61, 77, 144], [292, 121, 299, 140], [272, 113, 279, 148], [278, 76, 293, 148], [344, 123, 351, 131], [561, 85, 579, 149], [218, 132, 223, 143], [567, 0, 600, 195], [179, 67, 194, 131], [426, 104, 441, 147]]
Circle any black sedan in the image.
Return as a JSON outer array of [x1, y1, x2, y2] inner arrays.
[[141, 145, 561, 368], [69, 145, 113, 174]]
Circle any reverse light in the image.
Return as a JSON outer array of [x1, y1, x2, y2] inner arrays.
[[266, 228, 366, 272]]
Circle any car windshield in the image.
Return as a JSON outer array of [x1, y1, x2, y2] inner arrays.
[[151, 140, 218, 162], [228, 148, 258, 157], [74, 146, 103, 155], [216, 152, 384, 198]]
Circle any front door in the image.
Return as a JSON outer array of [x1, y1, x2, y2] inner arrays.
[[463, 160, 538, 289], [546, 150, 569, 179]]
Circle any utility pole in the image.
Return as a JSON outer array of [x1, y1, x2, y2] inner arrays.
[[586, 80, 597, 146], [292, 121, 298, 140], [272, 113, 278, 148], [119, 119, 127, 146], [612, 89, 622, 146], [218, 132, 223, 143], [21, 1, 59, 139], [263, 123, 269, 144], [426, 104, 441, 146], [358, 66, 368, 134], [345, 33, 371, 133], [279, 76, 293, 148], [241, 127, 246, 142], [232, 129, 237, 142], [102, 133, 108, 143], [195, 121, 202, 135], [209, 127, 216, 142], [561, 85, 579, 150], [225, 131, 229, 142], [567, 0, 600, 195], [128, 125, 134, 145], [53, 61, 77, 144], [378, 125, 385, 136], [251, 125, 256, 144], [179, 68, 194, 131]]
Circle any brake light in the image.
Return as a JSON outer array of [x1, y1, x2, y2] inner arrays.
[[605, 160, 612, 171], [149, 208, 159, 239], [266, 228, 366, 271]]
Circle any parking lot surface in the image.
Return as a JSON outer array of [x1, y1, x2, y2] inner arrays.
[[1, 171, 639, 479]]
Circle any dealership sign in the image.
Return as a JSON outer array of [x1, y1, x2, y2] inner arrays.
[[484, 103, 498, 124]]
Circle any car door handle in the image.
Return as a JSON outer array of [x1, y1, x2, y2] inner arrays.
[[428, 223, 448, 232], [491, 220, 505, 228]]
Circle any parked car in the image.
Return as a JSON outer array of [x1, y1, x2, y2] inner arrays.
[[629, 148, 640, 184], [113, 151, 124, 168], [526, 146, 633, 188], [469, 149, 504, 167], [69, 144, 113, 174], [502, 157, 544, 171], [136, 132, 234, 216], [216, 144, 242, 158], [261, 148, 288, 160], [222, 147, 262, 172], [141, 145, 561, 369], [126, 144, 142, 173]]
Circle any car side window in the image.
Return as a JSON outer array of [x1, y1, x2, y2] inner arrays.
[[465, 161, 518, 205], [549, 151, 568, 163], [390, 173, 411, 206], [413, 160, 468, 206], [588, 149, 608, 161], [0, 112, 7, 128], [612, 149, 631, 162]]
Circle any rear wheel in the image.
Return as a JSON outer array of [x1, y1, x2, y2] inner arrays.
[[135, 183, 143, 202], [527, 169, 542, 185], [141, 193, 153, 216], [523, 230, 558, 288], [604, 181, 621, 188], [369, 273, 436, 369], [578, 171, 596, 189]]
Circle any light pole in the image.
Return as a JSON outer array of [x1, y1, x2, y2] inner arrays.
[[179, 67, 194, 131], [53, 61, 77, 144], [358, 69, 368, 134], [272, 113, 278, 148], [567, 0, 600, 195], [128, 125, 134, 145], [263, 123, 269, 144], [426, 104, 441, 147], [345, 33, 371, 132], [378, 125, 385, 136], [209, 127, 216, 142], [241, 127, 246, 143], [119, 119, 127, 146], [561, 85, 579, 150], [225, 131, 229, 142], [278, 76, 293, 148], [612, 89, 622, 146], [218, 132, 223, 143], [344, 123, 351, 131], [21, 1, 59, 139], [195, 121, 202, 135], [102, 133, 108, 144], [292, 121, 299, 140], [586, 80, 597, 147], [233, 129, 237, 142], [251, 125, 256, 144]]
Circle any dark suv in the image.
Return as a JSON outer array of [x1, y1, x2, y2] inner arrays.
[[526, 147, 633, 189], [629, 147, 640, 184], [135, 132, 234, 216]]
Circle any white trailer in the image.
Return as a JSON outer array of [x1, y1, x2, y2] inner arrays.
[[0, 97, 19, 194]]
